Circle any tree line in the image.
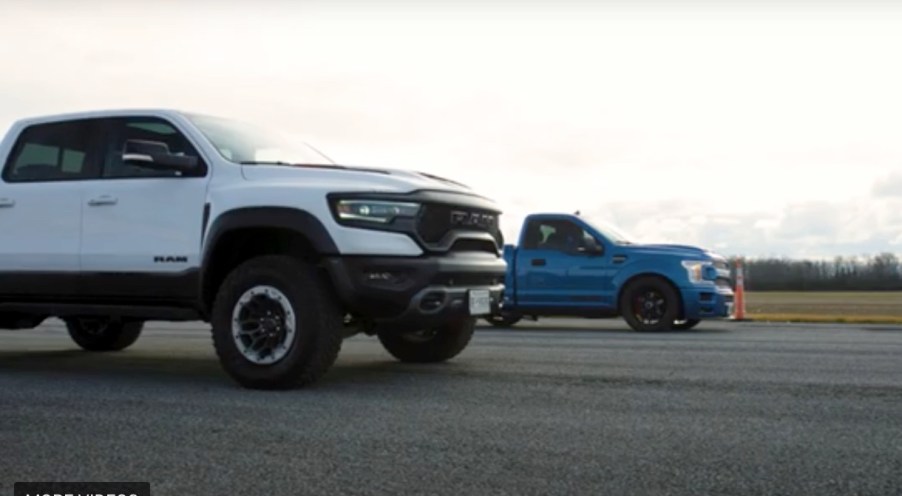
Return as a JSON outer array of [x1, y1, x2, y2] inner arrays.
[[729, 253, 902, 291]]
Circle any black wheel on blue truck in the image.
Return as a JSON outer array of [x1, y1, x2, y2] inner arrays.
[[672, 319, 701, 330], [620, 276, 681, 332], [378, 318, 476, 363]]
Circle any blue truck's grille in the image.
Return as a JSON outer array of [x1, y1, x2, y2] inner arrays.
[[712, 260, 733, 289]]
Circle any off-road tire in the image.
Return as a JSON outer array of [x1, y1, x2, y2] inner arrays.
[[211, 255, 343, 390], [378, 318, 476, 363], [65, 317, 144, 351], [620, 276, 681, 332], [673, 319, 701, 330]]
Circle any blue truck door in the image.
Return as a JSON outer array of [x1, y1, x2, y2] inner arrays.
[[515, 218, 617, 309]]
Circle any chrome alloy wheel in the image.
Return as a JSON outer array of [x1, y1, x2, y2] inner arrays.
[[231, 285, 297, 365]]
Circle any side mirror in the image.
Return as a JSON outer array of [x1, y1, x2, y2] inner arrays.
[[121, 139, 198, 173], [580, 238, 604, 256]]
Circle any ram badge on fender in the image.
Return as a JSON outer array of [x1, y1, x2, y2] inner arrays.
[[0, 109, 506, 389]]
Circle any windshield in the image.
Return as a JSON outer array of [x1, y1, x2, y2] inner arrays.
[[584, 217, 634, 244], [187, 114, 335, 165]]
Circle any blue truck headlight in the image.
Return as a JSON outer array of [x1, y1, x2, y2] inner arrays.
[[334, 199, 421, 224], [681, 260, 716, 283]]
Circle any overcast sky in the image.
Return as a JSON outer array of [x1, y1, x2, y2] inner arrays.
[[2, 0, 901, 259]]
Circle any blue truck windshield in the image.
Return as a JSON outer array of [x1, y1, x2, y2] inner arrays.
[[585, 218, 633, 245]]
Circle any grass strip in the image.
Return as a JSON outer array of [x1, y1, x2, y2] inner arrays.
[[744, 313, 902, 325]]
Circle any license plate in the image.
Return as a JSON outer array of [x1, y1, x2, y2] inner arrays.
[[468, 290, 491, 315], [725, 302, 734, 317]]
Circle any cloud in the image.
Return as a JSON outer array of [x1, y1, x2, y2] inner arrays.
[[548, 197, 902, 259], [2, 1, 901, 261], [773, 202, 842, 239], [873, 173, 902, 198]]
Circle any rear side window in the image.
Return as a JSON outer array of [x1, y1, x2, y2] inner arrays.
[[2, 120, 98, 182]]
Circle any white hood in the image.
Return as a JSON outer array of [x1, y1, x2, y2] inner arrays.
[[240, 163, 476, 196]]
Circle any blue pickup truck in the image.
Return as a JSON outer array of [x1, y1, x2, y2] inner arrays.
[[486, 213, 734, 331]]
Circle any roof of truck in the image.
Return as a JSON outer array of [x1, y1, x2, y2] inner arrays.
[[13, 108, 190, 126]]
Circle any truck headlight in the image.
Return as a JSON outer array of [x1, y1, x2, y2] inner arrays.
[[334, 199, 421, 224], [681, 260, 716, 283]]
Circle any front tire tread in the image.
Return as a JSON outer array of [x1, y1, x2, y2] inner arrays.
[[210, 255, 343, 390]]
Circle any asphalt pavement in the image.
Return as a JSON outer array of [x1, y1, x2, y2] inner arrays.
[[1, 318, 901, 496]]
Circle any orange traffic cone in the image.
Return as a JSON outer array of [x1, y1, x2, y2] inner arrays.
[[731, 260, 748, 321]]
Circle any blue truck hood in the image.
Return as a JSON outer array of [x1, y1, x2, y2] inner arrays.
[[621, 243, 724, 261]]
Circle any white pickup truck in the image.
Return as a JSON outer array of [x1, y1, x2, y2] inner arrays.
[[0, 109, 506, 389]]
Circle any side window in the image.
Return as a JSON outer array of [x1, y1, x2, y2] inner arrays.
[[2, 120, 98, 183], [101, 117, 205, 178], [522, 220, 548, 249], [523, 219, 601, 254]]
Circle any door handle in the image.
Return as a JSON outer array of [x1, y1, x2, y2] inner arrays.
[[0, 198, 14, 208], [87, 195, 118, 206], [531, 258, 546, 267]]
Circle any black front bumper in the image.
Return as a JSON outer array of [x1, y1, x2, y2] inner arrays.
[[323, 254, 506, 328]]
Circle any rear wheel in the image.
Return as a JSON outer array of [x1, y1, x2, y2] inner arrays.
[[378, 318, 476, 363], [673, 318, 701, 330], [65, 317, 144, 351], [211, 255, 343, 389], [620, 276, 680, 332]]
